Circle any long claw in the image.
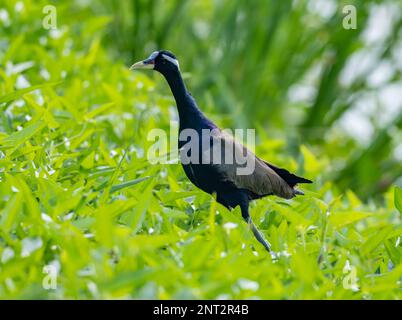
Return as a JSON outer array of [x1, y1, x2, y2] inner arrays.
[[293, 189, 304, 196]]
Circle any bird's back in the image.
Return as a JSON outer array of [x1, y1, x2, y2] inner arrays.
[[179, 126, 310, 200]]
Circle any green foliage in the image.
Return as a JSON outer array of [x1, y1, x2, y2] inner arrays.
[[97, 0, 402, 199], [395, 187, 402, 215], [0, 0, 401, 299]]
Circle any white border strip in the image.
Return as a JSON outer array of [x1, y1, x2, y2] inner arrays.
[[162, 54, 180, 68]]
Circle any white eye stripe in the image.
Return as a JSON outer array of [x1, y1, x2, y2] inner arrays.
[[161, 54, 179, 68]]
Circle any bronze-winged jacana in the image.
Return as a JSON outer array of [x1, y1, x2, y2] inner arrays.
[[130, 50, 312, 252]]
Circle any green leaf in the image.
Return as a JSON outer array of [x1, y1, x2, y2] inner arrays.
[[361, 225, 394, 256], [160, 191, 200, 203], [329, 211, 373, 229], [384, 239, 401, 265], [0, 120, 46, 154], [271, 203, 309, 226], [0, 192, 23, 232], [394, 186, 402, 214], [81, 151, 95, 169], [84, 102, 115, 120], [300, 145, 320, 175], [0, 81, 62, 105], [110, 176, 151, 194], [126, 183, 154, 232]]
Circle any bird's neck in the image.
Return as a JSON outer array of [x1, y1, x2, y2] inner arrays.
[[161, 69, 212, 129], [162, 69, 188, 105]]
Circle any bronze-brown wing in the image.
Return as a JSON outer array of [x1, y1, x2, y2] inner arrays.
[[207, 130, 296, 199]]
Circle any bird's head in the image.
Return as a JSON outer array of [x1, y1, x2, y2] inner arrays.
[[129, 50, 179, 74]]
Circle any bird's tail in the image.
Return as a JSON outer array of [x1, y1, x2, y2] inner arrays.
[[265, 162, 312, 188]]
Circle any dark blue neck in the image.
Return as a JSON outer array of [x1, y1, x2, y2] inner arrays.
[[163, 69, 188, 114], [160, 68, 216, 130]]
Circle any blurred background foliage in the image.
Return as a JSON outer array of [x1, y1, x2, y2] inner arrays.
[[0, 0, 401, 299], [2, 0, 401, 199], [96, 0, 402, 200]]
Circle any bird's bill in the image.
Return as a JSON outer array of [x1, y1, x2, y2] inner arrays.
[[130, 51, 159, 70], [129, 60, 154, 70]]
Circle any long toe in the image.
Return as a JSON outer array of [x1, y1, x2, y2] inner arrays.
[[250, 222, 271, 252], [293, 189, 305, 196]]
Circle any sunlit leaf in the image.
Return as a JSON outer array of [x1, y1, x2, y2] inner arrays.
[[395, 186, 402, 214], [0, 82, 62, 105]]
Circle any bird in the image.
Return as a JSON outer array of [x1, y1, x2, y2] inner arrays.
[[130, 50, 312, 252]]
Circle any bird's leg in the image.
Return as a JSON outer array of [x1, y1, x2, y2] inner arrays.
[[240, 202, 272, 253], [250, 220, 272, 252]]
